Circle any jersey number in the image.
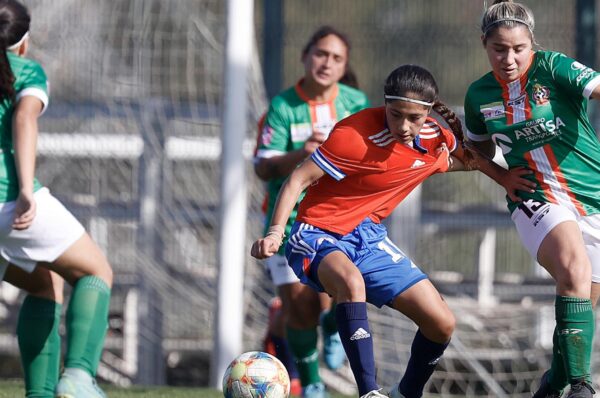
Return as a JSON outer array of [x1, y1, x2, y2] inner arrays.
[[518, 199, 546, 218], [377, 239, 404, 263]]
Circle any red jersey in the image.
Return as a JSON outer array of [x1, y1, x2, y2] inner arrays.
[[296, 107, 456, 235]]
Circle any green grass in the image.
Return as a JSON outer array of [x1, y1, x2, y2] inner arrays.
[[0, 380, 353, 397]]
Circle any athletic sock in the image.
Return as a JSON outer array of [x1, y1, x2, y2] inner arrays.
[[17, 295, 62, 398], [320, 302, 338, 335], [286, 327, 321, 386], [336, 302, 378, 396], [547, 325, 568, 391], [270, 334, 300, 379], [64, 275, 111, 377], [555, 296, 594, 383], [399, 330, 448, 398]]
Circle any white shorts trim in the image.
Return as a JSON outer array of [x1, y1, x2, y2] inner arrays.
[[512, 200, 600, 283], [264, 254, 299, 286], [0, 187, 85, 279]]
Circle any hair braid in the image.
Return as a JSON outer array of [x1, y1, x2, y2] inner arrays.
[[432, 101, 479, 170]]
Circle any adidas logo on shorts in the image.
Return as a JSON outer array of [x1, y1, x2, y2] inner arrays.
[[350, 327, 371, 341]]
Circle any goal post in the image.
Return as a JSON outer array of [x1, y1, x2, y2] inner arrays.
[[210, 0, 255, 389]]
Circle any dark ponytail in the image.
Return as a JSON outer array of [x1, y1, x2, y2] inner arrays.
[[0, 0, 30, 102]]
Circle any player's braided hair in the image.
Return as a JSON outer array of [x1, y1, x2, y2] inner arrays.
[[0, 0, 30, 102], [432, 101, 477, 170]]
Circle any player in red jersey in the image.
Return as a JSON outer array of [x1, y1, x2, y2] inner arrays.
[[252, 64, 532, 398]]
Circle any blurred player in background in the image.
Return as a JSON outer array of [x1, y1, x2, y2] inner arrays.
[[252, 64, 532, 398], [465, 1, 600, 397], [254, 26, 370, 397], [0, 1, 112, 397]]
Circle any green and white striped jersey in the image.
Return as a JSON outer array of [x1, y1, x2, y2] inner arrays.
[[256, 81, 370, 251], [465, 50, 600, 215], [0, 52, 48, 202]]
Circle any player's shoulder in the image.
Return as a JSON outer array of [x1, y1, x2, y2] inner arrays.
[[338, 107, 382, 128], [8, 53, 45, 76], [269, 85, 303, 110]]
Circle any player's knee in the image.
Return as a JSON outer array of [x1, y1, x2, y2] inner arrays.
[[335, 273, 365, 303]]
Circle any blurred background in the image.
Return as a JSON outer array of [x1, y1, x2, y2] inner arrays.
[[0, 1, 598, 397]]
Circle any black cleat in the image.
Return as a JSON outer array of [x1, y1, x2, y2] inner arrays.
[[532, 371, 563, 398], [565, 380, 595, 398]]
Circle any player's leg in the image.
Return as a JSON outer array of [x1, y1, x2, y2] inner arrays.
[[264, 255, 301, 395], [389, 279, 454, 398], [318, 292, 345, 370], [536, 222, 594, 397], [45, 232, 112, 398], [4, 264, 63, 398], [286, 282, 327, 397], [514, 203, 594, 397], [317, 250, 379, 397]]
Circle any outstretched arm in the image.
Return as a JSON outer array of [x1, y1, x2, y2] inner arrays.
[[251, 158, 325, 259], [448, 141, 535, 202]]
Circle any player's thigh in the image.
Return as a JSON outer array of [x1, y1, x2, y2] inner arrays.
[[283, 281, 321, 329], [391, 279, 454, 343], [45, 232, 113, 287], [4, 263, 64, 302]]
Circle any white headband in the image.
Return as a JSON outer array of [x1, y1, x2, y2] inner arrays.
[[7, 31, 29, 51], [483, 18, 533, 35], [384, 95, 434, 107]]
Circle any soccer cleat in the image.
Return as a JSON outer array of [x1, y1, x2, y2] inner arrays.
[[55, 367, 107, 398], [532, 371, 563, 398], [565, 380, 595, 398], [319, 312, 346, 370], [360, 388, 390, 398], [388, 383, 407, 398], [302, 382, 330, 398]]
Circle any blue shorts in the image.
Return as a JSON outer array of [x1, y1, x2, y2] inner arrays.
[[285, 218, 427, 308]]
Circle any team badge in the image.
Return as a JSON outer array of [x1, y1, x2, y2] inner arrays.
[[261, 124, 274, 145], [532, 83, 550, 106]]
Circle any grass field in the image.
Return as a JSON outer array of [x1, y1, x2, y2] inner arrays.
[[0, 380, 354, 397]]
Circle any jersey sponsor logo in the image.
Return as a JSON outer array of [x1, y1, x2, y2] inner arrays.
[[559, 328, 583, 335], [312, 119, 336, 137], [492, 116, 565, 154], [480, 101, 505, 121], [532, 84, 550, 106], [571, 61, 597, 83], [506, 94, 526, 109], [491, 133, 513, 154], [291, 123, 312, 142]]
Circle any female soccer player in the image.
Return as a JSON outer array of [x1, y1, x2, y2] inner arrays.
[[253, 64, 531, 398], [255, 26, 370, 397], [0, 1, 112, 397], [464, 1, 600, 397]]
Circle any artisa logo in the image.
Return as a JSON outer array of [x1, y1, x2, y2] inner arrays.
[[492, 116, 565, 154]]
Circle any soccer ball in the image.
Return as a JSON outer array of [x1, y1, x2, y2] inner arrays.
[[222, 351, 290, 398]]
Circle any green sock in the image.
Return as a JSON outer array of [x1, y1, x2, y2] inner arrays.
[[321, 302, 338, 335], [287, 327, 321, 387], [17, 295, 62, 398], [547, 325, 568, 391], [555, 296, 594, 383], [65, 275, 111, 376]]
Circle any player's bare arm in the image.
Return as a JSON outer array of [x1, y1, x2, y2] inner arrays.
[[251, 159, 325, 259]]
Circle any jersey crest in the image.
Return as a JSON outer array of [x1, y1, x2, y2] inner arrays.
[[532, 83, 550, 106]]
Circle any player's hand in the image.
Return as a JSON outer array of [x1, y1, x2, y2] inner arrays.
[[500, 166, 536, 202], [251, 236, 281, 259], [12, 190, 36, 230], [434, 143, 451, 171], [303, 131, 327, 155]]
